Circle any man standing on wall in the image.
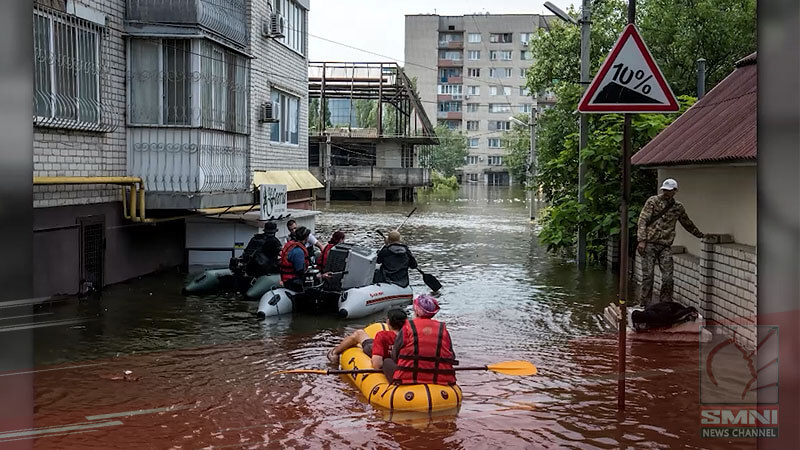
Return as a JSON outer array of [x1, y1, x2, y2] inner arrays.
[[636, 179, 705, 305]]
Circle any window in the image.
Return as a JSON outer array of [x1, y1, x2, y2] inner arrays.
[[518, 104, 532, 113], [467, 85, 480, 95], [439, 33, 463, 43], [440, 50, 463, 60], [467, 155, 479, 164], [520, 32, 533, 45], [489, 33, 512, 43], [489, 68, 512, 79], [488, 155, 503, 165], [438, 101, 462, 112], [488, 103, 511, 113], [468, 138, 479, 148], [275, 0, 307, 55], [489, 50, 512, 61], [34, 10, 102, 127], [467, 173, 479, 182], [468, 50, 481, 60], [488, 138, 502, 148], [439, 68, 462, 82], [468, 33, 482, 43], [490, 86, 511, 96], [271, 88, 299, 144], [466, 120, 479, 131], [129, 39, 249, 133], [466, 103, 479, 112], [520, 67, 528, 78], [519, 86, 531, 96], [467, 68, 481, 77], [521, 50, 533, 60], [491, 121, 511, 131], [444, 120, 461, 130], [438, 84, 463, 95]]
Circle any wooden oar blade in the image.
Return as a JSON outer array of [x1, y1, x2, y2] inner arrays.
[[486, 360, 538, 376], [271, 369, 329, 375]]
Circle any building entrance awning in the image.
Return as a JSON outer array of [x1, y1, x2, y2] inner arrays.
[[252, 170, 323, 192]]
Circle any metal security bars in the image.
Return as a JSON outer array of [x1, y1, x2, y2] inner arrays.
[[33, 4, 118, 132]]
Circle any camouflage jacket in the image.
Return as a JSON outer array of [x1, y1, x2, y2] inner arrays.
[[637, 194, 703, 246]]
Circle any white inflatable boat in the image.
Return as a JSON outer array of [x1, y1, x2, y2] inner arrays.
[[256, 243, 413, 320], [603, 302, 712, 343]]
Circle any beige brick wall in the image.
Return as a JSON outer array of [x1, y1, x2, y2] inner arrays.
[[248, 0, 309, 177], [33, 0, 127, 208]]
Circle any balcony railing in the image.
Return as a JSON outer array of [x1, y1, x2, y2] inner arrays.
[[128, 127, 248, 193], [311, 166, 431, 188], [127, 0, 248, 48], [438, 59, 463, 67], [438, 40, 464, 49]]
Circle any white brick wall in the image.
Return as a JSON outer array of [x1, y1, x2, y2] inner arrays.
[[633, 238, 758, 350], [33, 0, 127, 208], [248, 0, 309, 179]]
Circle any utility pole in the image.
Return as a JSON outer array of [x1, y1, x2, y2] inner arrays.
[[576, 0, 592, 269], [529, 109, 537, 220], [324, 135, 332, 204], [696, 58, 707, 99]]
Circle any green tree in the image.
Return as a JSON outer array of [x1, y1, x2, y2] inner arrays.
[[524, 0, 753, 261], [420, 125, 469, 177], [502, 114, 532, 185], [308, 98, 331, 133]]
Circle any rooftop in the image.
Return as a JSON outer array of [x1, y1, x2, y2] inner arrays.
[[632, 52, 757, 167]]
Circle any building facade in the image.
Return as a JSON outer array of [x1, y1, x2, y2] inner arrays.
[[31, 0, 312, 298], [404, 13, 554, 185]]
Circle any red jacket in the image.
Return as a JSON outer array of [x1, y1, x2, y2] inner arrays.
[[392, 318, 457, 385], [318, 243, 335, 271], [278, 241, 308, 283]]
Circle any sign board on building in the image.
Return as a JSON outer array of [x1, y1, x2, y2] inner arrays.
[[259, 184, 288, 220], [578, 24, 679, 113]]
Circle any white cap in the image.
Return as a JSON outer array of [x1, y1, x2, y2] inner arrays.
[[660, 179, 678, 191]]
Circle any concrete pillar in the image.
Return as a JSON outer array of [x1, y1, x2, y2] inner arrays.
[[372, 188, 386, 201]]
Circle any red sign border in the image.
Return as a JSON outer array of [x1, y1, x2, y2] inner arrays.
[[578, 24, 680, 113]]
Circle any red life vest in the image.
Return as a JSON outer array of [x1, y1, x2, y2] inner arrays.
[[318, 243, 335, 271], [393, 318, 457, 385], [278, 240, 309, 282]]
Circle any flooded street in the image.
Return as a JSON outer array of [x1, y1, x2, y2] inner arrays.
[[3, 186, 752, 449]]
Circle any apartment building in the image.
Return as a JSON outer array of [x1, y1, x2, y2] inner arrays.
[[31, 0, 312, 298], [404, 13, 554, 185]]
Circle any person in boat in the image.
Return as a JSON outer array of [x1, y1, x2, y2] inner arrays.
[[286, 219, 324, 253], [327, 308, 407, 368], [373, 230, 418, 288], [318, 230, 346, 274], [243, 221, 282, 277], [382, 294, 457, 386], [636, 178, 705, 305], [278, 226, 311, 292]]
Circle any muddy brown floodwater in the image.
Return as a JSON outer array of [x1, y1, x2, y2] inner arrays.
[[1, 186, 756, 449]]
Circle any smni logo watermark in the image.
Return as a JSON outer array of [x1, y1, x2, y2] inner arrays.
[[699, 325, 779, 438]]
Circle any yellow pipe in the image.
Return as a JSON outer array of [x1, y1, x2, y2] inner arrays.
[[34, 176, 142, 185]]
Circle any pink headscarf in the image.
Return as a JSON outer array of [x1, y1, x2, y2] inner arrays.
[[413, 294, 440, 319]]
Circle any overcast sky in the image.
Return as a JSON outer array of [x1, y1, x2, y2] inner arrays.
[[307, 1, 579, 63]]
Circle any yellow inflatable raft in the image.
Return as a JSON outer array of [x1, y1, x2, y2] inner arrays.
[[339, 322, 463, 412]]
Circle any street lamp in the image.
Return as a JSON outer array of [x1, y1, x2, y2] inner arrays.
[[544, 0, 591, 269], [509, 114, 538, 220]]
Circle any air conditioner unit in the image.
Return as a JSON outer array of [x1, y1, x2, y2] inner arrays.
[[464, 94, 470, 100], [259, 101, 278, 123], [270, 13, 285, 38]]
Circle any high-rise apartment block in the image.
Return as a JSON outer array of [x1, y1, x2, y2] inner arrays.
[[405, 14, 554, 185]]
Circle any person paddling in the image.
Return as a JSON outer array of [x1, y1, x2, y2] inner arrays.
[[382, 295, 457, 385], [327, 308, 407, 369], [373, 230, 418, 288]]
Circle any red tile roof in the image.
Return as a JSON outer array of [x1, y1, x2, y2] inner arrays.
[[632, 52, 757, 167]]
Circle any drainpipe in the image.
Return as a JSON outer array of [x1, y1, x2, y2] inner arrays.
[[696, 58, 706, 99]]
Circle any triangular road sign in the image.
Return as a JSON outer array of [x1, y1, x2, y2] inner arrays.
[[578, 24, 679, 113]]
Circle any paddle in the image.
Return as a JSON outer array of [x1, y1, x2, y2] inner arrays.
[[375, 230, 442, 292], [397, 207, 417, 231], [272, 360, 537, 377]]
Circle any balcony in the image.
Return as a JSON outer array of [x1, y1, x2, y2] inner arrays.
[[438, 59, 463, 67], [126, 0, 248, 49], [128, 128, 251, 209], [310, 166, 431, 188], [438, 40, 464, 49], [447, 76, 463, 83], [437, 111, 463, 120]]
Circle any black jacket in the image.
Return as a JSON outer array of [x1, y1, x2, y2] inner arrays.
[[244, 233, 282, 276], [374, 243, 417, 288]]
